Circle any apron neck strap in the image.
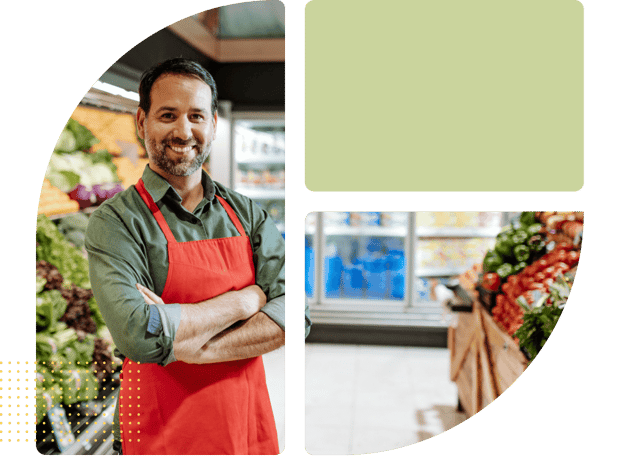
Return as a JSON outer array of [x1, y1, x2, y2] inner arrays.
[[215, 195, 247, 237], [135, 178, 177, 243], [135, 178, 247, 240]]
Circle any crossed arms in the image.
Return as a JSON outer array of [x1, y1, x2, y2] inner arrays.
[[137, 283, 284, 364], [85, 198, 286, 367]]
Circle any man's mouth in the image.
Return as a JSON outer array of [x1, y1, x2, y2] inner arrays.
[[167, 144, 195, 153]]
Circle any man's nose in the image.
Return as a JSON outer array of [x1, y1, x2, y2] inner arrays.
[[172, 116, 193, 140]]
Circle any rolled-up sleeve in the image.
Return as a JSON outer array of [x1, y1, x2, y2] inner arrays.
[[249, 202, 285, 330], [85, 210, 180, 366]]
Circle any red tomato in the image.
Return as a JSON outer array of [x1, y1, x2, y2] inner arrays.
[[482, 272, 501, 291], [534, 272, 547, 283], [554, 262, 570, 272], [507, 275, 521, 288], [545, 254, 559, 266], [502, 282, 512, 296], [521, 275, 535, 289], [554, 249, 569, 263], [567, 250, 580, 265], [524, 263, 539, 277], [544, 266, 557, 277], [556, 242, 574, 251], [537, 259, 549, 270], [543, 278, 554, 287]]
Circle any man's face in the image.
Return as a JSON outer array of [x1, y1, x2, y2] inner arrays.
[[137, 73, 217, 177]]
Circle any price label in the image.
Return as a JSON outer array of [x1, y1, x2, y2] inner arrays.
[[47, 403, 76, 452]]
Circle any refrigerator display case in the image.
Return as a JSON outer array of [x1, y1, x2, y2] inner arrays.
[[231, 112, 285, 234], [306, 212, 510, 328], [305, 213, 317, 300]]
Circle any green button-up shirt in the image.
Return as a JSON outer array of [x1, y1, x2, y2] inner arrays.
[[85, 166, 286, 367], [86, 166, 311, 445]]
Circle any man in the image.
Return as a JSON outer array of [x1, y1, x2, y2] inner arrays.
[[85, 58, 289, 455]]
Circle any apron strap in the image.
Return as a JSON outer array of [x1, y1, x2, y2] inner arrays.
[[216, 195, 247, 237], [135, 178, 247, 240], [135, 178, 177, 243]]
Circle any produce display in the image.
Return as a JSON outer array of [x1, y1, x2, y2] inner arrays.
[[477, 212, 582, 361], [482, 212, 548, 280], [38, 179, 80, 217], [45, 118, 124, 211], [514, 273, 572, 363], [35, 215, 119, 425]]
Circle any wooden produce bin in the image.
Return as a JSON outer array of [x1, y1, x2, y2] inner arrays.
[[449, 300, 527, 417]]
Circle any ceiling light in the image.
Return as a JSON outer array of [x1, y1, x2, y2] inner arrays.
[[93, 81, 140, 101]]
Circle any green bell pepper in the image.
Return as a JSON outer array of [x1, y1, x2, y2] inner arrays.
[[483, 251, 504, 273], [519, 212, 536, 227], [513, 244, 531, 263], [528, 236, 546, 253], [496, 263, 514, 280], [524, 223, 542, 237], [494, 233, 515, 259], [511, 230, 529, 246], [513, 261, 528, 274]]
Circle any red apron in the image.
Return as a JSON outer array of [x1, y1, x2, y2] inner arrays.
[[119, 178, 279, 455]]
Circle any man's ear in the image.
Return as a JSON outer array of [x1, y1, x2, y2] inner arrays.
[[212, 111, 218, 140], [136, 107, 146, 140]]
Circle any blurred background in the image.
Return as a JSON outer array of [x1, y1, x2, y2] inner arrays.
[[305, 211, 582, 454], [36, 2, 286, 454]]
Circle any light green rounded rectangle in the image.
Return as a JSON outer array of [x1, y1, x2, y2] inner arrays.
[[306, 0, 583, 191]]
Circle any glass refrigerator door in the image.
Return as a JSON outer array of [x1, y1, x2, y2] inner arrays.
[[412, 212, 503, 324], [321, 212, 409, 304], [232, 113, 285, 234], [305, 213, 317, 300]]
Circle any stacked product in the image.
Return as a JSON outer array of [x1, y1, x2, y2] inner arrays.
[[477, 211, 582, 362], [35, 215, 120, 437], [44, 118, 124, 212]]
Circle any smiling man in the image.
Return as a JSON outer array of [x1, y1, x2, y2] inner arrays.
[[85, 58, 289, 455]]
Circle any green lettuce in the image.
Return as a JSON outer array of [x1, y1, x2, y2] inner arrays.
[[36, 215, 90, 289]]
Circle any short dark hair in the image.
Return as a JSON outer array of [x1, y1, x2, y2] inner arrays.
[[138, 58, 218, 114]]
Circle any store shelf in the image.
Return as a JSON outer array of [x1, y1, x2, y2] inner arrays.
[[235, 187, 285, 199], [47, 206, 99, 221], [416, 227, 501, 238], [236, 155, 285, 165], [416, 267, 466, 277], [37, 377, 120, 455], [308, 304, 450, 328], [323, 225, 408, 237]]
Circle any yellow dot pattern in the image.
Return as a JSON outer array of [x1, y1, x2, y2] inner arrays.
[[120, 362, 143, 447], [0, 359, 126, 447], [0, 360, 34, 443]]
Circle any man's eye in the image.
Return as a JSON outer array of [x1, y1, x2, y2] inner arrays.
[[191, 114, 204, 121], [160, 113, 175, 119]]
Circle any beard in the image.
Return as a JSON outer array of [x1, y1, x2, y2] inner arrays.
[[146, 136, 212, 177]]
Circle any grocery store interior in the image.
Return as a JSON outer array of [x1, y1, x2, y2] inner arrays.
[[305, 211, 582, 454], [36, 3, 286, 454]]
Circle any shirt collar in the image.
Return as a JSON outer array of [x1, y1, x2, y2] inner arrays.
[[141, 165, 218, 204]]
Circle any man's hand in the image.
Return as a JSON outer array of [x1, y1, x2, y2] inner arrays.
[[137, 284, 164, 305], [236, 284, 267, 317]]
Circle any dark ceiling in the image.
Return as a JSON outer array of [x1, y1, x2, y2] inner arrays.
[[101, 3, 284, 112]]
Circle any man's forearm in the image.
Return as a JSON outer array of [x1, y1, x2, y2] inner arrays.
[[172, 285, 265, 362], [177, 312, 285, 364]]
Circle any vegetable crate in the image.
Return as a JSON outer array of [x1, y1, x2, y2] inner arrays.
[[449, 300, 527, 417]]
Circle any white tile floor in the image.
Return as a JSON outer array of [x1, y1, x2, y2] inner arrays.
[[263, 346, 285, 450], [305, 343, 467, 455]]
